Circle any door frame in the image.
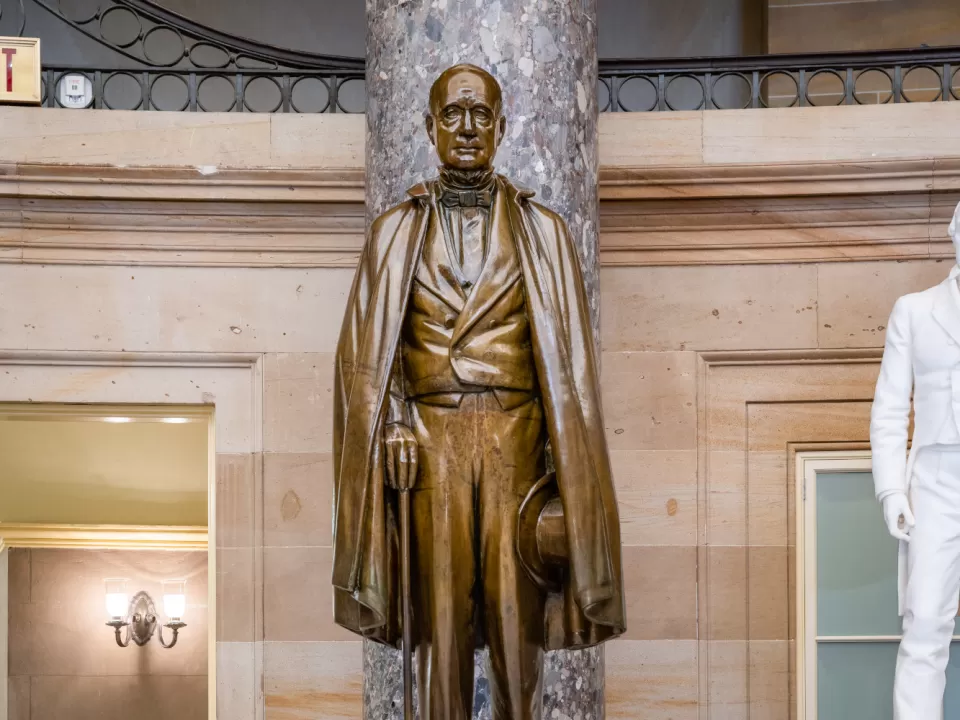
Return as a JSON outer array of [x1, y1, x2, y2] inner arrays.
[[795, 449, 874, 720]]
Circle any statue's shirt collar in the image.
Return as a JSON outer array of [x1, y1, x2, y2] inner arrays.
[[438, 167, 496, 193]]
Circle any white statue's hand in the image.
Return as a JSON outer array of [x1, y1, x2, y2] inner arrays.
[[881, 492, 915, 542]]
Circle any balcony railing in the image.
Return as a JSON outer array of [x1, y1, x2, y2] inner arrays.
[[3, 0, 960, 112], [599, 46, 960, 111]]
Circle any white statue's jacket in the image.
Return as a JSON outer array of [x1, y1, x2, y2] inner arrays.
[[870, 203, 960, 720], [873, 267, 960, 505]]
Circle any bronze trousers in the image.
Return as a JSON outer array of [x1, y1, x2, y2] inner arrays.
[[409, 390, 547, 720]]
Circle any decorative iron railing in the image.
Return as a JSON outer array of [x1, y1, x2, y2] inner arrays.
[[2, 0, 365, 111], [36, 66, 366, 112], [599, 46, 960, 111], [2, 0, 960, 112]]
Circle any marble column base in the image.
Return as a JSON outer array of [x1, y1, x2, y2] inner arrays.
[[363, 641, 604, 720]]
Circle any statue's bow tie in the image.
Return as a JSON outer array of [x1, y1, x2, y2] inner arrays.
[[439, 188, 493, 208]]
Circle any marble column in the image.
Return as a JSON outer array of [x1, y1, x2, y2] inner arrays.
[[364, 1, 603, 718]]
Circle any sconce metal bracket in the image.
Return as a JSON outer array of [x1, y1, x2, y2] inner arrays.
[[127, 591, 158, 646], [106, 590, 185, 648]]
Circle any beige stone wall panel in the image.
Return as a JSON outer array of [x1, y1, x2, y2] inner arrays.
[[602, 264, 819, 352], [602, 351, 697, 451], [217, 453, 258, 549], [263, 353, 336, 453], [263, 452, 333, 548], [605, 640, 699, 719], [612, 449, 698, 546], [0, 265, 353, 355], [767, 0, 960, 54], [622, 546, 698, 641], [262, 547, 352, 643], [263, 641, 363, 720], [818, 259, 951, 348]]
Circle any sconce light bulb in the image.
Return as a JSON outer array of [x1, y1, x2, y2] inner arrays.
[[106, 592, 128, 620], [163, 593, 186, 622]]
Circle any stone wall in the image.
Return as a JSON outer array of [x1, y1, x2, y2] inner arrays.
[[6, 549, 208, 720], [1, 101, 958, 718], [765, 0, 960, 106], [767, 0, 960, 54]]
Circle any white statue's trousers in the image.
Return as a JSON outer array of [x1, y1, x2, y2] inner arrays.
[[896, 447, 960, 720]]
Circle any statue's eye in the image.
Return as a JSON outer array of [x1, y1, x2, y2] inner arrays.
[[474, 109, 492, 124], [443, 108, 462, 122]]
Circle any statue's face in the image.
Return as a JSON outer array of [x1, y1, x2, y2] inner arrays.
[[427, 69, 505, 171]]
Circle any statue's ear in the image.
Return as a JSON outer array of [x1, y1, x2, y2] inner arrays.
[[425, 114, 437, 147], [498, 115, 507, 141]]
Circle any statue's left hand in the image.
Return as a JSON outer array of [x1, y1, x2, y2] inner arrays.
[[881, 491, 915, 542], [384, 422, 419, 491]]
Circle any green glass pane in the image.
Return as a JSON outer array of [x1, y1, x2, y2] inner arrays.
[[816, 470, 960, 637], [818, 642, 960, 719], [818, 642, 897, 720], [816, 471, 901, 636]]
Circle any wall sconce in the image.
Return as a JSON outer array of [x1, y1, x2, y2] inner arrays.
[[104, 578, 187, 649]]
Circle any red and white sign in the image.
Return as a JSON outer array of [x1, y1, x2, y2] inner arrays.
[[0, 37, 41, 105]]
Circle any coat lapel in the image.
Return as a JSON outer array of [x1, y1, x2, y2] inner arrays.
[[450, 177, 522, 346], [932, 277, 960, 348], [415, 200, 467, 313]]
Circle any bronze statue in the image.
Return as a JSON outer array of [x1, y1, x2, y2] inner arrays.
[[332, 64, 625, 720]]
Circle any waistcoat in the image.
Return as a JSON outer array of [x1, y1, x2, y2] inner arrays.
[[933, 371, 960, 445], [400, 195, 536, 400]]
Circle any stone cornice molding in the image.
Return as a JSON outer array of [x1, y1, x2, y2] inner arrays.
[[0, 159, 955, 267]]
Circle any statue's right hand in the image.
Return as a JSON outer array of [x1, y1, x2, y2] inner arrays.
[[882, 492, 915, 542], [384, 423, 419, 491]]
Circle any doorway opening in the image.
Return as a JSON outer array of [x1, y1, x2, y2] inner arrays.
[[0, 403, 215, 720]]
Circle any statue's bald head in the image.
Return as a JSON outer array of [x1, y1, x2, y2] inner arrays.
[[429, 64, 503, 116], [426, 64, 506, 171]]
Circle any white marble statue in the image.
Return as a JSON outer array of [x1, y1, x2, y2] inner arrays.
[[871, 201, 960, 720]]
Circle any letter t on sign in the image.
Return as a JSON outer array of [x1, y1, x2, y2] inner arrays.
[[2, 48, 16, 92], [0, 37, 41, 104]]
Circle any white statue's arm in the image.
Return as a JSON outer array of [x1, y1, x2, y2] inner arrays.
[[870, 297, 915, 541]]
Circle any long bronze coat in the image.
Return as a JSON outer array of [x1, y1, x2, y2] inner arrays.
[[332, 175, 625, 650]]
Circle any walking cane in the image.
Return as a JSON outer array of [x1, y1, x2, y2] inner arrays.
[[397, 434, 418, 720], [399, 486, 414, 720]]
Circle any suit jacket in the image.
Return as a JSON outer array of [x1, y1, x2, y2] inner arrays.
[[871, 275, 960, 499], [332, 174, 626, 650], [400, 187, 537, 398]]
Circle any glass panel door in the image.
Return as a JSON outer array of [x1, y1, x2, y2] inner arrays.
[[812, 470, 960, 719]]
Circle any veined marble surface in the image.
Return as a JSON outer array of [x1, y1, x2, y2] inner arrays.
[[363, 642, 604, 720]]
